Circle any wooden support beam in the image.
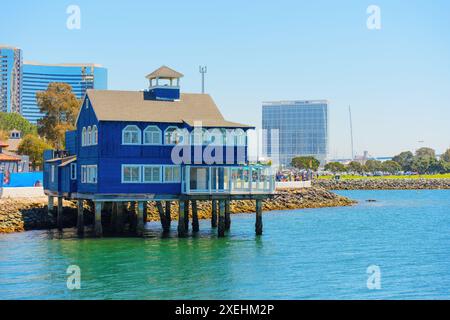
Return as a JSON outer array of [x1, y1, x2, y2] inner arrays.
[[192, 200, 199, 233], [255, 199, 263, 236], [184, 200, 190, 232], [77, 199, 84, 235], [211, 200, 217, 228], [218, 200, 225, 237], [165, 201, 172, 228], [57, 197, 63, 230], [178, 201, 187, 237], [157, 201, 169, 233], [116, 202, 125, 234], [48, 196, 54, 216], [143, 202, 148, 225], [95, 201, 103, 237], [225, 200, 231, 230], [136, 201, 145, 236], [110, 202, 117, 232]]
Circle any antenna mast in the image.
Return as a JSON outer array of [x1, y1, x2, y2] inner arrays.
[[199, 66, 207, 94], [349, 105, 354, 160]]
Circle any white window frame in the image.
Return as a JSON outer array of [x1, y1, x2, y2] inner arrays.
[[87, 126, 92, 146], [142, 165, 162, 183], [92, 125, 98, 145], [163, 165, 181, 183], [81, 127, 86, 146], [70, 163, 77, 180], [235, 129, 247, 146], [164, 126, 179, 145], [143, 125, 162, 145], [121, 165, 142, 183], [86, 165, 97, 184], [122, 125, 142, 145]]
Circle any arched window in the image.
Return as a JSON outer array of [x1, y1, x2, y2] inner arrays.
[[87, 126, 92, 146], [164, 126, 188, 145], [122, 125, 141, 145], [206, 128, 225, 146], [190, 127, 203, 145], [235, 129, 246, 146], [143, 126, 162, 145], [92, 125, 98, 145], [81, 127, 86, 146], [201, 128, 209, 145]]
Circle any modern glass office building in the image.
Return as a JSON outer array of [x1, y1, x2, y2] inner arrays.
[[22, 63, 108, 123], [262, 100, 329, 167], [0, 45, 22, 114]]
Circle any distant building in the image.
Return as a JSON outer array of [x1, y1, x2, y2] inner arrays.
[[262, 100, 329, 167], [0, 45, 22, 114], [22, 62, 108, 123], [0, 44, 107, 123]]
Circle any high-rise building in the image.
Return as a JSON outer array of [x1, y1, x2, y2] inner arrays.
[[22, 62, 108, 123], [0, 45, 22, 114], [262, 100, 329, 167]]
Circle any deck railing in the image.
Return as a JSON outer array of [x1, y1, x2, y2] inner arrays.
[[182, 165, 275, 195]]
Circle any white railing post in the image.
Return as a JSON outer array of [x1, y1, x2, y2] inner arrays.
[[186, 166, 190, 194]]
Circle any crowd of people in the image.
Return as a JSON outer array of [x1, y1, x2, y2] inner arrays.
[[275, 169, 315, 182]]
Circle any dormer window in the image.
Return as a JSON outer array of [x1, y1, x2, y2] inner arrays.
[[143, 126, 161, 145], [122, 125, 141, 145]]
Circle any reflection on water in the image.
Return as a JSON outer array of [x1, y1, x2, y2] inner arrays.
[[1, 190, 450, 299]]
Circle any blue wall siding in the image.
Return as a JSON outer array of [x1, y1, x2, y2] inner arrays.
[[65, 131, 77, 155], [76, 96, 99, 194]]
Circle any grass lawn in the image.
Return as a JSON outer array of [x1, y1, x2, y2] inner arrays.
[[318, 173, 450, 180]]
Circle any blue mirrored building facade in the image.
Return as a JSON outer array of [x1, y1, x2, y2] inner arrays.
[[262, 100, 329, 167], [0, 45, 22, 114], [22, 63, 107, 123]]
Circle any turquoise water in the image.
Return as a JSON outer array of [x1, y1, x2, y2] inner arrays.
[[1, 190, 450, 300]]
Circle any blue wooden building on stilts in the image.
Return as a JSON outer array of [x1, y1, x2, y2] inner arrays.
[[43, 66, 275, 237]]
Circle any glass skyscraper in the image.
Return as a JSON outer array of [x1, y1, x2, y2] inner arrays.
[[0, 45, 22, 114], [262, 100, 329, 167], [22, 63, 108, 123]]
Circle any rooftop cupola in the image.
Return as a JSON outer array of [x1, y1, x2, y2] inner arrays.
[[144, 65, 184, 101]]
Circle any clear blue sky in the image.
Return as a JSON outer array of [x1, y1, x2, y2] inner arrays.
[[1, 0, 449, 158]]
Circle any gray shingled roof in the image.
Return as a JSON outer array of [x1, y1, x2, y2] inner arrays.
[[145, 66, 184, 79], [84, 90, 252, 128]]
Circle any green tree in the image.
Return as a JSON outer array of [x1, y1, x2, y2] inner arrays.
[[364, 159, 382, 173], [441, 148, 450, 162], [392, 151, 414, 171], [18, 134, 53, 170], [381, 160, 402, 174], [37, 83, 81, 149], [415, 147, 436, 158], [324, 162, 346, 173], [0, 129, 9, 142], [347, 161, 363, 173], [0, 112, 37, 136], [411, 156, 434, 174], [291, 156, 320, 171]]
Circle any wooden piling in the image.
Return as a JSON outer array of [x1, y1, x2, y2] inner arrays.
[[211, 200, 218, 228], [115, 202, 125, 233], [157, 201, 169, 233], [48, 196, 54, 216], [225, 200, 231, 230], [94, 201, 103, 237], [165, 201, 172, 228], [192, 200, 199, 233], [110, 202, 117, 232], [136, 201, 145, 236], [77, 199, 84, 235], [255, 199, 263, 236], [57, 197, 63, 230], [184, 200, 190, 231], [218, 200, 225, 237], [178, 201, 187, 237]]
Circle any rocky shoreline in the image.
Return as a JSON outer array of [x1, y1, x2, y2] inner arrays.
[[313, 178, 450, 190], [0, 187, 355, 234]]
